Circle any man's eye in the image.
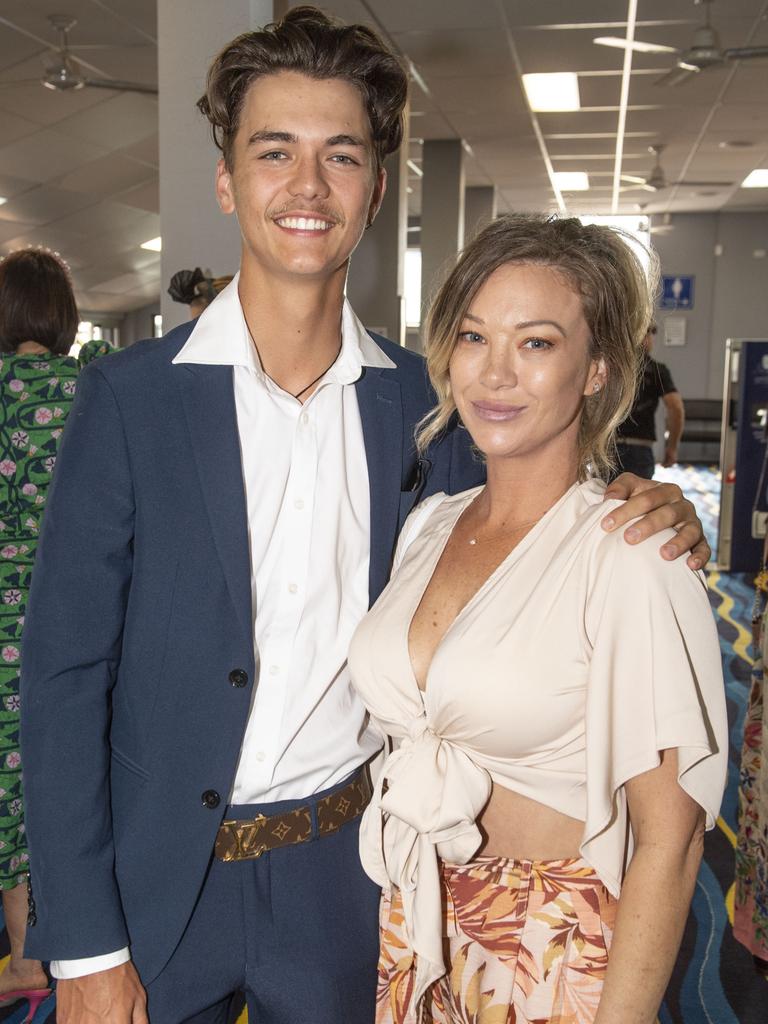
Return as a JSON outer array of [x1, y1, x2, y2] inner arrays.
[[458, 331, 483, 343], [260, 151, 287, 160], [330, 154, 358, 165]]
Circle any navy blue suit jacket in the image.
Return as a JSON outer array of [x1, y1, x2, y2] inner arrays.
[[20, 321, 484, 981]]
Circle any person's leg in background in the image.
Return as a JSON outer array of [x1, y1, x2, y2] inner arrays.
[[612, 442, 656, 482]]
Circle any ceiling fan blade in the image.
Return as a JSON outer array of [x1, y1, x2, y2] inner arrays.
[[593, 36, 679, 55], [724, 46, 768, 60], [654, 65, 700, 86], [673, 180, 734, 187], [0, 79, 43, 88], [82, 77, 158, 95], [620, 174, 648, 184]]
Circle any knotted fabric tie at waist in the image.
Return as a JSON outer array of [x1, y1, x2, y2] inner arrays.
[[359, 713, 492, 1011]]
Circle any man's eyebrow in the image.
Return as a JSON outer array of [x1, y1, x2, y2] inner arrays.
[[326, 134, 367, 148], [247, 130, 297, 146]]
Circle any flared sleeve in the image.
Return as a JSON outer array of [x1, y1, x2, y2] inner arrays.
[[581, 530, 727, 897]]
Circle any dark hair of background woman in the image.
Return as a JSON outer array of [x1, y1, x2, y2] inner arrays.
[[0, 248, 79, 357]]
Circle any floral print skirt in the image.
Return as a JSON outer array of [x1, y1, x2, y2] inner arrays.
[[377, 856, 617, 1024], [0, 541, 33, 889], [734, 600, 768, 959]]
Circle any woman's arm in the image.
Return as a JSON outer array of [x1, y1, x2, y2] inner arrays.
[[594, 748, 705, 1024]]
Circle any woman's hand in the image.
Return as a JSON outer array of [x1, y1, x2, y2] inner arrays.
[[601, 473, 710, 570]]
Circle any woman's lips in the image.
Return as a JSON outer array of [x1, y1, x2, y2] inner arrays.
[[471, 401, 527, 421]]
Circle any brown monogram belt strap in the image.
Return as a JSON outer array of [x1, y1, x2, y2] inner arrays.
[[214, 766, 373, 862]]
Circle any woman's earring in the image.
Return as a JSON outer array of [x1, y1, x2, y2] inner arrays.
[[593, 381, 601, 394]]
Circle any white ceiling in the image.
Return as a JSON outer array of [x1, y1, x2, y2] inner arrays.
[[0, 0, 766, 315]]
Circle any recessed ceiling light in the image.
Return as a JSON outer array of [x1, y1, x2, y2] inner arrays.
[[0, 197, 6, 206], [553, 171, 590, 191], [742, 169, 768, 188], [522, 73, 580, 112], [140, 236, 162, 251]]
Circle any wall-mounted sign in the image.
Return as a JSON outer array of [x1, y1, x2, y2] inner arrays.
[[660, 275, 695, 310], [663, 315, 687, 347]]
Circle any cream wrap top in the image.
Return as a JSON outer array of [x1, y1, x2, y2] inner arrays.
[[348, 480, 727, 1011]]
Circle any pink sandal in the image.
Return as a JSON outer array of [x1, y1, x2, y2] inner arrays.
[[0, 987, 52, 1022]]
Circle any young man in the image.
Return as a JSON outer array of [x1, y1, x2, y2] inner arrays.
[[20, 8, 708, 1024]]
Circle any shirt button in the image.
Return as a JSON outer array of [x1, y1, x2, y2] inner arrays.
[[269, 665, 280, 676], [228, 668, 248, 688], [288, 583, 298, 594], [300, 412, 309, 426], [201, 790, 220, 809], [255, 751, 266, 763], [294, 498, 305, 510]]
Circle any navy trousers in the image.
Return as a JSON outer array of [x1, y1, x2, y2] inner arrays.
[[145, 775, 381, 1024]]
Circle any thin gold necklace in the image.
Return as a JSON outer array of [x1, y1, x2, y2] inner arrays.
[[466, 515, 542, 546]]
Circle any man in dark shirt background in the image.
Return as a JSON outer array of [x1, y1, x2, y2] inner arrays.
[[614, 322, 686, 479]]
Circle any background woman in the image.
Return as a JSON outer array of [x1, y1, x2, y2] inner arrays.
[[0, 248, 109, 1020], [349, 215, 727, 1024]]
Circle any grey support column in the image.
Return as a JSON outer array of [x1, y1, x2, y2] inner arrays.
[[420, 140, 465, 312], [464, 186, 497, 242], [346, 113, 409, 346], [158, 0, 275, 331]]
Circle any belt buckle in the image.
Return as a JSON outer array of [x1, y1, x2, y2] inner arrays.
[[235, 813, 269, 859]]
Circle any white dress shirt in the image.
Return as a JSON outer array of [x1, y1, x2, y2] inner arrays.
[[52, 275, 395, 978]]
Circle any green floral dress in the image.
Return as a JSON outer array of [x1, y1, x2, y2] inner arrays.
[[0, 341, 110, 889]]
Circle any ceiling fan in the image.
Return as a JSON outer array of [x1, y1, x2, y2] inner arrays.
[[620, 145, 733, 192], [594, 0, 768, 86], [0, 14, 157, 96]]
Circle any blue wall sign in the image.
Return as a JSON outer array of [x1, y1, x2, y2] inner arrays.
[[660, 274, 695, 310]]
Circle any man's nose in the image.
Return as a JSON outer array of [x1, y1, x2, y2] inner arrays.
[[287, 155, 331, 200]]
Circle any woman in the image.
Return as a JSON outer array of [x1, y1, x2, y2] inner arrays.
[[0, 248, 109, 1021], [349, 215, 727, 1023]]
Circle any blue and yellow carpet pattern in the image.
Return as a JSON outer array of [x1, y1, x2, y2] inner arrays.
[[0, 465, 764, 1023]]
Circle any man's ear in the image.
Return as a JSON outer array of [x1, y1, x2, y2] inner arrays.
[[367, 166, 387, 228], [215, 158, 236, 215]]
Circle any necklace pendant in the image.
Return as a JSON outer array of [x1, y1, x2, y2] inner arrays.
[[468, 538, 477, 546]]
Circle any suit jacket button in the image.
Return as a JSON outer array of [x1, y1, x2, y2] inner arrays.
[[201, 790, 220, 809], [229, 669, 248, 688]]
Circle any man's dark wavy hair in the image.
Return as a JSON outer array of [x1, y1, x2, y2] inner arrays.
[[197, 5, 408, 173]]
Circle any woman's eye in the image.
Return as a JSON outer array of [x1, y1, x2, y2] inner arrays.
[[523, 337, 553, 351], [458, 331, 484, 344]]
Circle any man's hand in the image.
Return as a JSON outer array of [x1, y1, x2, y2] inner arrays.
[[662, 445, 678, 468], [602, 472, 710, 570], [57, 962, 148, 1024]]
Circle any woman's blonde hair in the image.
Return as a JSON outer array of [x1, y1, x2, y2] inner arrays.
[[416, 213, 659, 480]]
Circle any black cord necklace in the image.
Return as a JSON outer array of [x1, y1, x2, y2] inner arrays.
[[290, 345, 341, 400]]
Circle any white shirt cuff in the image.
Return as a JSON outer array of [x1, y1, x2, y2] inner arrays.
[[50, 948, 131, 979]]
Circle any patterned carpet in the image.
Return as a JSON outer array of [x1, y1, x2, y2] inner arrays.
[[0, 464, 764, 1024]]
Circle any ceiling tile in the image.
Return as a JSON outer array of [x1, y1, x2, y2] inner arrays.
[[0, 128, 108, 184], [0, 184, 98, 225], [55, 152, 155, 197]]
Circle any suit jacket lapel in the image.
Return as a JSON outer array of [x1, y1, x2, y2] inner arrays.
[[356, 367, 404, 606], [177, 364, 253, 644]]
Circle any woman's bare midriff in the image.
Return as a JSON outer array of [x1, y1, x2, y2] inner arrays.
[[477, 783, 585, 861]]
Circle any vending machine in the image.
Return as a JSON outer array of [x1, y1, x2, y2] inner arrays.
[[717, 339, 768, 572]]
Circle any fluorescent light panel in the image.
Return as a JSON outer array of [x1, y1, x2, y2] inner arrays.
[[0, 197, 7, 206], [552, 172, 590, 191], [522, 73, 580, 112], [742, 169, 768, 188], [593, 36, 677, 54], [140, 236, 162, 251]]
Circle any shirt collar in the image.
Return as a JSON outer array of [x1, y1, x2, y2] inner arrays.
[[172, 271, 396, 382]]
